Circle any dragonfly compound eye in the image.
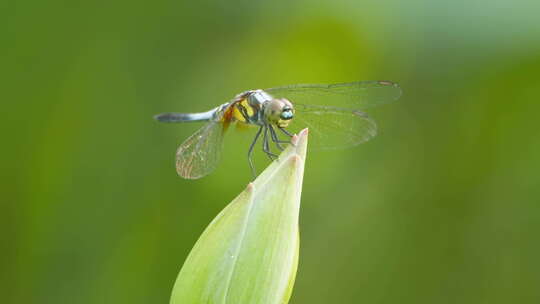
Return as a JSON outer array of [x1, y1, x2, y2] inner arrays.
[[280, 108, 294, 120]]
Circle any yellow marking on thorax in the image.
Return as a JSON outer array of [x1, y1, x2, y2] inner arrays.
[[232, 99, 256, 123]]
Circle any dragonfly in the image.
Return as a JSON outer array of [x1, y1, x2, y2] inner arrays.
[[154, 80, 401, 179]]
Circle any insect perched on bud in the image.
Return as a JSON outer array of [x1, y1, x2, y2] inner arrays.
[[154, 80, 401, 179]]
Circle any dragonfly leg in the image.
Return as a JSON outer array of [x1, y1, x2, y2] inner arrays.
[[262, 125, 278, 160], [278, 127, 296, 146], [279, 127, 293, 137], [248, 126, 263, 178], [269, 125, 290, 151]]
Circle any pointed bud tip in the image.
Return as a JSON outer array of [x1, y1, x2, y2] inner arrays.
[[291, 128, 308, 146]]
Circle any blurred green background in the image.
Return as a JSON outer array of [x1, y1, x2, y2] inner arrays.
[[3, 0, 540, 303]]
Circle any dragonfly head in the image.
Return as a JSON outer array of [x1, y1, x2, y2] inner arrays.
[[263, 98, 294, 128]]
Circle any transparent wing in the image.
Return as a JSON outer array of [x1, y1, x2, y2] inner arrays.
[[265, 80, 401, 110], [280, 104, 377, 149], [175, 121, 225, 179]]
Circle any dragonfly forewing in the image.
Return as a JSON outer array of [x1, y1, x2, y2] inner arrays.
[[266, 80, 401, 110]]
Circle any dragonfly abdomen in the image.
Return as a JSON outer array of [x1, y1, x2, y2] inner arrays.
[[154, 108, 217, 123]]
